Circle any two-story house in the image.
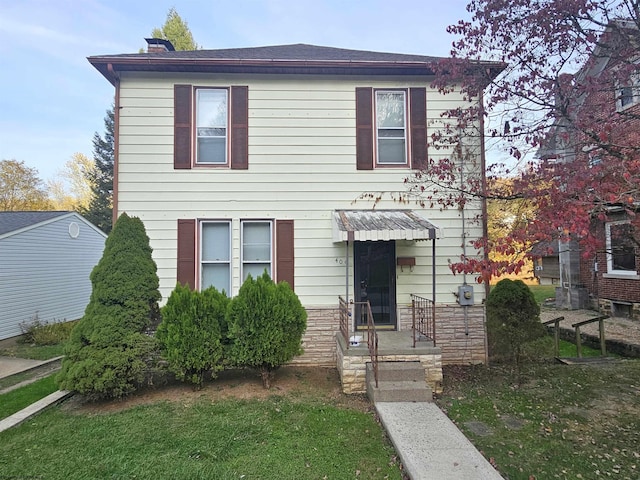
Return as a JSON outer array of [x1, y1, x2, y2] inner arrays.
[[88, 39, 502, 393], [537, 21, 640, 319]]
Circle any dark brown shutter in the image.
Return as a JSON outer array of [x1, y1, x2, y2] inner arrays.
[[230, 86, 249, 170], [355, 87, 374, 170], [174, 84, 192, 169], [177, 219, 196, 289], [276, 219, 294, 289], [410, 87, 427, 170]]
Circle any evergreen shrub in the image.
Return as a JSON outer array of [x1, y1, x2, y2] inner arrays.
[[156, 284, 227, 388], [57, 213, 161, 400], [486, 279, 545, 366], [228, 272, 307, 388]]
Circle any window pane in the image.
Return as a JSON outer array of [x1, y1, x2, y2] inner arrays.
[[611, 223, 636, 271], [197, 89, 227, 164], [378, 138, 406, 164], [198, 137, 226, 164], [243, 264, 271, 281], [242, 222, 271, 279], [197, 89, 227, 128], [202, 264, 230, 294], [243, 222, 271, 261], [376, 92, 405, 128], [202, 222, 230, 261]]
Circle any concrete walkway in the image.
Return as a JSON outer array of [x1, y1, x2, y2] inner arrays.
[[377, 402, 504, 480], [0, 356, 46, 379], [0, 390, 72, 433], [0, 356, 70, 433]]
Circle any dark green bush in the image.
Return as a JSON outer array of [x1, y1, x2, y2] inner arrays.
[[57, 213, 161, 400], [156, 284, 227, 388], [486, 279, 545, 367], [228, 272, 307, 389]]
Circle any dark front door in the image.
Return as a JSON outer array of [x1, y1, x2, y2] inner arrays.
[[354, 241, 396, 329]]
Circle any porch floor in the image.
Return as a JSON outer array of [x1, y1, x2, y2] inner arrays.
[[338, 330, 440, 356]]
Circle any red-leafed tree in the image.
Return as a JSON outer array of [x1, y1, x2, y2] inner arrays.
[[413, 1, 640, 282]]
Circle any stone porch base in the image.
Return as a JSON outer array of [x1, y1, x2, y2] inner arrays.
[[335, 331, 443, 395]]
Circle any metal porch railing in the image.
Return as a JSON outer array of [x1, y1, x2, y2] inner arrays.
[[338, 297, 378, 387], [411, 294, 436, 348]]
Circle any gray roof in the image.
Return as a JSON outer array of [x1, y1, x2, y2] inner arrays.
[[0, 211, 70, 236], [94, 43, 444, 63], [89, 43, 505, 86]]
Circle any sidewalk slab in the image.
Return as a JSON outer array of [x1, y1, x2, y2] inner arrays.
[[0, 356, 43, 379], [0, 356, 63, 381], [376, 402, 503, 480], [0, 390, 72, 433]]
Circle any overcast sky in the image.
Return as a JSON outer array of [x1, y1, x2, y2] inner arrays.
[[0, 0, 473, 182]]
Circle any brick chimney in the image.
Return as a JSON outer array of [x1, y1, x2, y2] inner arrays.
[[145, 38, 175, 53]]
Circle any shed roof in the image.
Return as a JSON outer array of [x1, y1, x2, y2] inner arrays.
[[0, 211, 69, 236]]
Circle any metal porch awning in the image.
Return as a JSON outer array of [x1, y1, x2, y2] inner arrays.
[[332, 210, 442, 242]]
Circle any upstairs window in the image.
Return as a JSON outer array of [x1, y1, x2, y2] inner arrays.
[[375, 90, 407, 165], [355, 87, 426, 170], [196, 89, 228, 165], [173, 85, 248, 170], [606, 221, 637, 275]]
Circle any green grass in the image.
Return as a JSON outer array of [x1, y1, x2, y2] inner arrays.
[[528, 284, 556, 304], [0, 342, 65, 360], [557, 338, 606, 358], [0, 375, 58, 419], [437, 361, 640, 480], [0, 396, 402, 479]]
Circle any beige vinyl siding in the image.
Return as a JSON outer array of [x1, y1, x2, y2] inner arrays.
[[0, 214, 106, 340], [116, 73, 484, 306]]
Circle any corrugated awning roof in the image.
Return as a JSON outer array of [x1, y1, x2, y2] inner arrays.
[[332, 210, 442, 242]]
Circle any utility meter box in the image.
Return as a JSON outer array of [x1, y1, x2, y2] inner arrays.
[[458, 285, 474, 306]]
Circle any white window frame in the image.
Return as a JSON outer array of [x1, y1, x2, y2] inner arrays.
[[605, 220, 637, 275], [374, 90, 408, 166], [195, 88, 229, 165], [241, 220, 273, 281], [199, 220, 232, 293], [616, 74, 640, 111]]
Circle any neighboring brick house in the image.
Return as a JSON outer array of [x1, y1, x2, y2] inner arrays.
[[87, 39, 502, 384], [538, 21, 640, 318]]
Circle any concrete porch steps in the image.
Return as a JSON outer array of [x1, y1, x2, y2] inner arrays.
[[366, 361, 433, 403]]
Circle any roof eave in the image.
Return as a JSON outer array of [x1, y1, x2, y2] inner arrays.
[[89, 56, 505, 86]]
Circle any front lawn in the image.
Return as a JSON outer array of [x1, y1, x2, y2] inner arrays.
[[437, 361, 640, 480], [0, 368, 403, 480]]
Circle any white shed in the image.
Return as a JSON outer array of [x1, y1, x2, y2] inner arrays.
[[0, 211, 107, 340]]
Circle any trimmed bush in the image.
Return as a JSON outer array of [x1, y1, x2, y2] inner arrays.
[[486, 279, 545, 367], [228, 272, 307, 389], [156, 284, 227, 388], [57, 213, 161, 400]]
